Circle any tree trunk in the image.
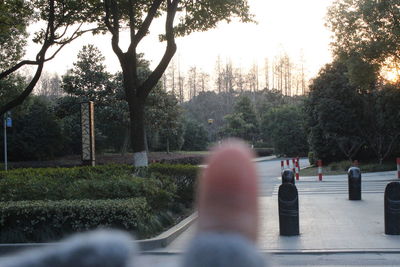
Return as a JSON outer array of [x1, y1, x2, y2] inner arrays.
[[166, 138, 170, 154], [128, 98, 148, 167], [120, 127, 130, 156]]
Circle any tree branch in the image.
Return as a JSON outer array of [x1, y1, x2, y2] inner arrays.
[[128, 0, 163, 54], [139, 0, 179, 98], [0, 61, 45, 116], [0, 60, 39, 79], [104, 0, 124, 60]]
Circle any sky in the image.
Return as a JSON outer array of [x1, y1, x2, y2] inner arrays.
[[26, 0, 334, 84]]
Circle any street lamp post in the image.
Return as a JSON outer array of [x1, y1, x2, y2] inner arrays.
[[207, 118, 214, 143], [3, 112, 11, 171]]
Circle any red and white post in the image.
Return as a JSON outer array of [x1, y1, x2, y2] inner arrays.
[[297, 158, 301, 174], [286, 159, 290, 169], [281, 160, 284, 173], [397, 158, 400, 179], [317, 160, 323, 181], [292, 158, 296, 173], [295, 160, 300, 180]]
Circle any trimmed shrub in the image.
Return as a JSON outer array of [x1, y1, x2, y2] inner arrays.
[[0, 198, 167, 243], [158, 156, 204, 165], [254, 148, 274, 157], [149, 163, 199, 204], [0, 165, 176, 211], [0, 164, 197, 243]]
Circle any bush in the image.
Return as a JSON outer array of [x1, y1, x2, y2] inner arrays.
[[0, 165, 176, 211], [0, 164, 198, 243], [149, 163, 199, 204], [254, 148, 274, 157], [308, 152, 315, 165], [158, 156, 204, 165], [0, 198, 170, 243]]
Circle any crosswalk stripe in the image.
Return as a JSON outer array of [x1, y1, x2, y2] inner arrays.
[[272, 180, 391, 195]]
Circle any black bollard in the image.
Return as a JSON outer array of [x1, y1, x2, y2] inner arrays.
[[348, 167, 361, 200], [282, 169, 295, 185], [385, 182, 400, 235], [278, 183, 299, 236]]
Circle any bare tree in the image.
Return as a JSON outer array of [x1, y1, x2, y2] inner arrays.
[[264, 58, 270, 90]]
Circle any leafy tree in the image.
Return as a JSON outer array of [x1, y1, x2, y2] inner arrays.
[[145, 87, 184, 153], [61, 45, 183, 154], [305, 62, 362, 162], [0, 0, 32, 70], [222, 112, 255, 141], [62, 45, 114, 102], [360, 85, 400, 164], [181, 119, 208, 151], [0, 0, 101, 116], [183, 91, 235, 138], [96, 0, 254, 166], [222, 96, 258, 143], [261, 105, 308, 157], [327, 0, 400, 83], [54, 96, 82, 155], [1, 96, 63, 161]]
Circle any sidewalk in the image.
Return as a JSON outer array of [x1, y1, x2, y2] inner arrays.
[[261, 170, 400, 253], [159, 171, 400, 254]]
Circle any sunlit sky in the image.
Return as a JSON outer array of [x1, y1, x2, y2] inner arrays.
[[26, 0, 334, 84]]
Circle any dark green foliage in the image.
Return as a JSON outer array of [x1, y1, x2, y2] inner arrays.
[[222, 95, 259, 142], [145, 87, 184, 152], [359, 85, 400, 163], [0, 198, 159, 242], [181, 119, 209, 151], [261, 105, 308, 157], [0, 165, 175, 210], [158, 156, 204, 165], [306, 62, 359, 162], [327, 0, 400, 68], [3, 96, 64, 161], [149, 163, 199, 204], [0, 0, 32, 71], [254, 148, 274, 157], [308, 152, 315, 166], [0, 163, 199, 242], [183, 91, 235, 140]]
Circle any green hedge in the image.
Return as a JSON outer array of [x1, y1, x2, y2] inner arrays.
[[0, 163, 199, 243], [0, 164, 135, 181], [254, 148, 274, 157], [149, 163, 199, 203], [0, 198, 176, 243], [0, 166, 175, 211]]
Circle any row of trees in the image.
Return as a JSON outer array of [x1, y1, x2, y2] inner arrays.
[[162, 51, 309, 102], [304, 0, 400, 164], [183, 89, 309, 157], [1, 0, 254, 166], [1, 43, 310, 161]]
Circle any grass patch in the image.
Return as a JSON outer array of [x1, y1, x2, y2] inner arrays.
[[300, 160, 396, 176]]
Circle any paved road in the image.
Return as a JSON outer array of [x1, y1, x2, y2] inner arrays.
[[137, 160, 400, 266], [137, 252, 400, 266], [258, 158, 310, 196], [149, 157, 310, 253]]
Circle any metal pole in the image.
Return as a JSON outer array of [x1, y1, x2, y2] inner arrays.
[[3, 114, 7, 171]]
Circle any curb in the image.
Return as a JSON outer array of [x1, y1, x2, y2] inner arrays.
[[253, 155, 277, 162], [0, 213, 197, 255], [137, 212, 197, 251], [140, 248, 400, 255]]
